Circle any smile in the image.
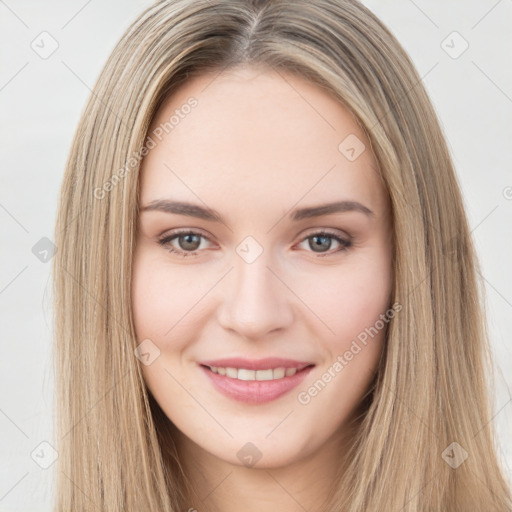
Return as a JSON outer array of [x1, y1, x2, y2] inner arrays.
[[199, 363, 315, 404], [204, 365, 310, 380]]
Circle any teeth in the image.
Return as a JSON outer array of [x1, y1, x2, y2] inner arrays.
[[226, 367, 238, 378], [208, 366, 300, 380]]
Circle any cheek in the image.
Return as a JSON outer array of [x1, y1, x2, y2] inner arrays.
[[131, 253, 199, 397], [132, 258, 165, 341], [293, 256, 392, 417], [298, 253, 392, 347], [131, 248, 201, 340]]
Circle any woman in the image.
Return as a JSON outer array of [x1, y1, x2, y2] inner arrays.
[[52, 0, 511, 510]]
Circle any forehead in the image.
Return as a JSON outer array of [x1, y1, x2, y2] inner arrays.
[[139, 65, 386, 217]]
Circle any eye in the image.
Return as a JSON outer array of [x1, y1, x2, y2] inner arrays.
[[157, 230, 212, 257], [295, 230, 352, 257], [157, 229, 352, 258]]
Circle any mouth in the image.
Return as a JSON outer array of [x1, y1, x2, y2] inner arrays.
[[200, 363, 315, 381], [198, 362, 316, 404]]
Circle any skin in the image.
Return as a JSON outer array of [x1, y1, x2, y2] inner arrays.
[[131, 63, 393, 512]]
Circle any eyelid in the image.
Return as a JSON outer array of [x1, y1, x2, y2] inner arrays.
[[158, 228, 215, 248], [299, 226, 351, 241]]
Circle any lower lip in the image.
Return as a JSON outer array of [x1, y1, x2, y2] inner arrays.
[[199, 364, 315, 404]]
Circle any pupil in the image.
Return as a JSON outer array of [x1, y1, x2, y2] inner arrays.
[[310, 235, 331, 252], [180, 234, 200, 251]]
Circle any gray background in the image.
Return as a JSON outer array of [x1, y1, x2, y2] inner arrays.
[[1, 1, 511, 510]]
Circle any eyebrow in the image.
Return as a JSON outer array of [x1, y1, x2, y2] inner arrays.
[[140, 199, 374, 222]]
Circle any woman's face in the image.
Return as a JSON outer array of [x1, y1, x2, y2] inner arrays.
[[132, 64, 393, 469]]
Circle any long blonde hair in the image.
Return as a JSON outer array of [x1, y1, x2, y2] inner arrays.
[[52, 0, 511, 510]]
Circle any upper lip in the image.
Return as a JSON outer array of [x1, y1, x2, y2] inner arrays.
[[199, 357, 315, 371]]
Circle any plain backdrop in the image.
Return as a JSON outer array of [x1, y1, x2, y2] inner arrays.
[[1, 1, 511, 510]]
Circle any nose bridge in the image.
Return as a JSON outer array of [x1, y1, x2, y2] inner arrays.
[[217, 245, 293, 339], [234, 251, 274, 305]]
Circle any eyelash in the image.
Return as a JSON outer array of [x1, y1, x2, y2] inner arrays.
[[157, 229, 352, 258]]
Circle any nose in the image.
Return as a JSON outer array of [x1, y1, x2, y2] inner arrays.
[[217, 252, 294, 340]]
